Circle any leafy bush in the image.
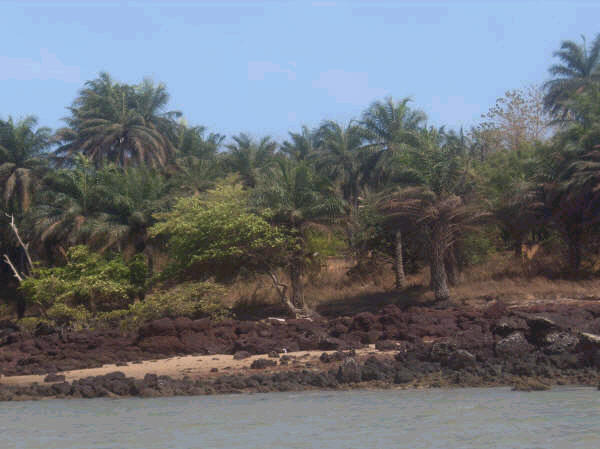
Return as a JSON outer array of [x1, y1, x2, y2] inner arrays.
[[125, 281, 230, 328], [17, 316, 52, 333], [20, 246, 147, 327], [150, 183, 290, 281]]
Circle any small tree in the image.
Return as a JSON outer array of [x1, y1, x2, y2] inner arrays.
[[149, 182, 306, 314]]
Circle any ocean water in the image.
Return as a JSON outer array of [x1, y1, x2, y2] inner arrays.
[[2, 387, 599, 449]]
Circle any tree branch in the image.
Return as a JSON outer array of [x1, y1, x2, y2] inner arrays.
[[3, 254, 23, 282], [5, 213, 33, 272]]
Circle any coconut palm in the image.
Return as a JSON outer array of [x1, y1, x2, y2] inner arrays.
[[252, 159, 345, 314], [378, 127, 485, 302], [55, 72, 179, 168], [0, 116, 51, 214], [544, 34, 600, 118], [225, 133, 277, 188]]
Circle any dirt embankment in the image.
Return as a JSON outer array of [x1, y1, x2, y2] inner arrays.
[[2, 299, 600, 400]]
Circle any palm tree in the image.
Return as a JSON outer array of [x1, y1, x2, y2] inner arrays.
[[0, 116, 51, 214], [31, 156, 169, 258], [314, 121, 367, 209], [55, 72, 180, 168], [281, 126, 318, 162], [173, 123, 225, 195], [225, 133, 277, 188], [29, 155, 113, 258], [360, 97, 426, 288], [378, 128, 485, 302], [544, 86, 600, 270], [544, 34, 600, 118], [252, 159, 345, 314]]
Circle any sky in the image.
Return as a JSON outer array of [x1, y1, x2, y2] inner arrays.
[[1, 1, 599, 141]]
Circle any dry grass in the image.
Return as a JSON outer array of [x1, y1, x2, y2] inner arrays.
[[225, 251, 600, 318]]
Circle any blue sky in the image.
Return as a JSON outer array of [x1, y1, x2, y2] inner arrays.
[[1, 1, 598, 141]]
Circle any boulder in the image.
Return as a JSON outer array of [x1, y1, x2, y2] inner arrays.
[[336, 358, 361, 383], [495, 332, 534, 358], [250, 359, 277, 369], [447, 349, 477, 370]]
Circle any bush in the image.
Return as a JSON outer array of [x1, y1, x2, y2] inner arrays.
[[17, 316, 52, 333], [125, 281, 230, 328], [20, 246, 148, 328]]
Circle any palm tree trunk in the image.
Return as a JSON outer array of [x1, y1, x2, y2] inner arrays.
[[429, 226, 450, 302], [444, 245, 459, 286], [393, 230, 406, 289]]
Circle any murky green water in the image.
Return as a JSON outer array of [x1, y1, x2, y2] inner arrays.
[[2, 387, 599, 448]]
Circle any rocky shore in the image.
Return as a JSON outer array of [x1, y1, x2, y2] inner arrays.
[[2, 299, 600, 401]]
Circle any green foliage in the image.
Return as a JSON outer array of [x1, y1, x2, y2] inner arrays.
[[20, 246, 144, 323], [459, 230, 497, 266], [305, 229, 347, 257], [126, 281, 229, 328], [150, 182, 290, 280], [55, 72, 180, 167]]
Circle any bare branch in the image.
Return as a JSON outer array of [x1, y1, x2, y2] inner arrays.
[[3, 254, 23, 282], [4, 213, 33, 273]]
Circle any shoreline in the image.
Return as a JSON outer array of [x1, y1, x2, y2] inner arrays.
[[2, 299, 600, 401], [1, 346, 599, 401]]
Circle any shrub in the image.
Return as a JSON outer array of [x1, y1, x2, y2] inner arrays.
[[125, 281, 230, 328], [20, 246, 147, 327]]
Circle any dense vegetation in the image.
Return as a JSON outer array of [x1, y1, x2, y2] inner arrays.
[[2, 34, 600, 327]]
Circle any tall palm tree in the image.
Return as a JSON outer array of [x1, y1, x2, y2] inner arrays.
[[544, 34, 600, 118], [30, 155, 115, 257], [360, 97, 426, 288], [173, 123, 225, 195], [55, 72, 180, 168], [314, 121, 367, 209], [281, 126, 318, 162], [252, 159, 345, 314], [378, 128, 485, 302], [31, 155, 170, 258], [225, 133, 277, 188], [0, 116, 51, 214]]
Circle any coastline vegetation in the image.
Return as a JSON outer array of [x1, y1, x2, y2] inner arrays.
[[2, 33, 600, 330]]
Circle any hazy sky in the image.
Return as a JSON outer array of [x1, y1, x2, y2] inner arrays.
[[1, 1, 598, 141]]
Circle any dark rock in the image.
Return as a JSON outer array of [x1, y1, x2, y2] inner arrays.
[[51, 382, 72, 396], [138, 336, 184, 354], [43, 373, 66, 383], [446, 349, 477, 370], [34, 322, 56, 337], [250, 359, 277, 369], [138, 318, 177, 338], [233, 351, 252, 360], [375, 340, 399, 351], [361, 356, 392, 381], [543, 332, 579, 355], [496, 332, 534, 358], [336, 358, 361, 383], [394, 369, 414, 384], [268, 351, 280, 358]]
